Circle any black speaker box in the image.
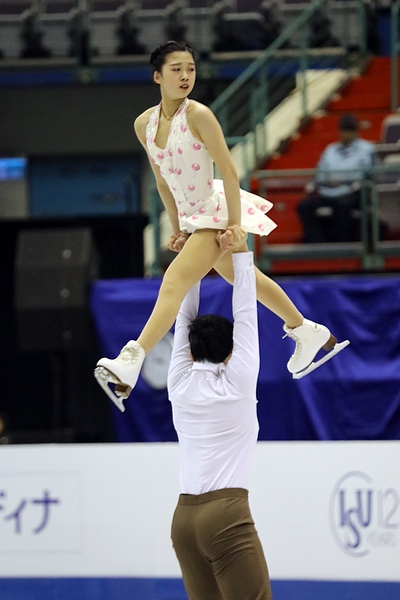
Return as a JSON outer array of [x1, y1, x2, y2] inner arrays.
[[15, 227, 98, 352]]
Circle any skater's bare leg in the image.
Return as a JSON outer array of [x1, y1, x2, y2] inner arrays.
[[214, 250, 303, 328], [137, 229, 224, 354], [94, 227, 245, 408]]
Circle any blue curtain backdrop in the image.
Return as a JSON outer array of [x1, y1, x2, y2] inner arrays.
[[90, 274, 400, 442]]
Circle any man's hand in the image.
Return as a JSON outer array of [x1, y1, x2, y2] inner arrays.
[[216, 225, 247, 252], [167, 231, 190, 252]]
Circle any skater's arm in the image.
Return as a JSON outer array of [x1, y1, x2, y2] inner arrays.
[[226, 251, 259, 394], [187, 102, 241, 228], [168, 282, 200, 388], [134, 112, 181, 235], [151, 166, 181, 235]]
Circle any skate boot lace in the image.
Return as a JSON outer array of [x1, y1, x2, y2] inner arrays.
[[283, 331, 303, 362], [118, 343, 140, 364]]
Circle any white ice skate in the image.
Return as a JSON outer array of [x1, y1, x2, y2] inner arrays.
[[94, 340, 145, 412], [283, 319, 350, 379]]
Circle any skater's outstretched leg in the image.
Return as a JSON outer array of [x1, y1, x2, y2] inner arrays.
[[95, 230, 227, 410], [213, 251, 349, 377], [214, 251, 303, 326], [137, 230, 224, 352]]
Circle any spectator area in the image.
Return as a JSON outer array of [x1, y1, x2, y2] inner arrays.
[[252, 57, 400, 274]]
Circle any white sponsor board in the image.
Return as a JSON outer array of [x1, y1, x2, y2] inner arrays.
[[252, 442, 400, 581], [0, 442, 399, 581]]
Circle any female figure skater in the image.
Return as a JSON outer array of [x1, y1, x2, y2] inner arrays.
[[95, 41, 349, 411]]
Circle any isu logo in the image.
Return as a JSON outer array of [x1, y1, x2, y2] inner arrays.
[[329, 471, 400, 557]]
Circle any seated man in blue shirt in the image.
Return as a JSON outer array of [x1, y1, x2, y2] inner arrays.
[[297, 113, 376, 243]]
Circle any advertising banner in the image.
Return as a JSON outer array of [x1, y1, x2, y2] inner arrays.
[[0, 442, 399, 582]]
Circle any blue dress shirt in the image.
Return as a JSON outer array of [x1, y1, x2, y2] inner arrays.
[[316, 137, 376, 198]]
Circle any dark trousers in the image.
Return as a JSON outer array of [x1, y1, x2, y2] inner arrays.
[[297, 191, 360, 243], [171, 488, 272, 600]]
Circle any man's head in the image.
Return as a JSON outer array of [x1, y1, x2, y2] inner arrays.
[[339, 113, 359, 146], [189, 314, 233, 364]]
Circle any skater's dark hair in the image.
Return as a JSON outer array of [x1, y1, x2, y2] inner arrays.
[[150, 40, 195, 73], [189, 314, 233, 364]]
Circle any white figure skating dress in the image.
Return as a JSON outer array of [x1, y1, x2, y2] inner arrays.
[[146, 98, 277, 237]]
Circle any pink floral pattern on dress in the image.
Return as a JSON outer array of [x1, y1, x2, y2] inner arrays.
[[145, 97, 276, 237]]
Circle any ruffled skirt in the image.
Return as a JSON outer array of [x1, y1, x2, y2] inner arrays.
[[178, 179, 276, 237]]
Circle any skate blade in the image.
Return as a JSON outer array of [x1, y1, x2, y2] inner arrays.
[[94, 366, 132, 412], [292, 340, 350, 380]]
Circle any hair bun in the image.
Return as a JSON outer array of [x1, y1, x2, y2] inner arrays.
[[150, 41, 175, 66]]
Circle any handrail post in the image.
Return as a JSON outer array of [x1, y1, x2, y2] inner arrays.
[[391, 0, 400, 111], [250, 65, 268, 162], [357, 0, 367, 57], [149, 188, 162, 277], [298, 23, 309, 121], [367, 172, 384, 270], [360, 177, 369, 255], [359, 175, 373, 270], [263, 67, 269, 156], [250, 81, 259, 164], [219, 103, 229, 138]]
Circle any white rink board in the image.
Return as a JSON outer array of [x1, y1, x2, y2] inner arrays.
[[0, 442, 399, 581]]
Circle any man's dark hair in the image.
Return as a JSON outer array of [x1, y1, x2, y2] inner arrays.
[[149, 40, 195, 73], [189, 314, 233, 364], [339, 113, 359, 131]]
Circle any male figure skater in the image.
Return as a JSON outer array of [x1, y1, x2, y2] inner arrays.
[[168, 229, 272, 600]]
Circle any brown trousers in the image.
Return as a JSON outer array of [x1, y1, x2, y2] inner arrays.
[[171, 488, 272, 600]]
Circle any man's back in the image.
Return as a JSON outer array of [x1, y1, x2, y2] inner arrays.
[[168, 252, 259, 495]]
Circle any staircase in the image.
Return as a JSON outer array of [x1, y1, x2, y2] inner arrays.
[[254, 56, 400, 274], [266, 57, 396, 172]]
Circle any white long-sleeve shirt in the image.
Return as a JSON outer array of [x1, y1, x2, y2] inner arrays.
[[167, 252, 260, 495]]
